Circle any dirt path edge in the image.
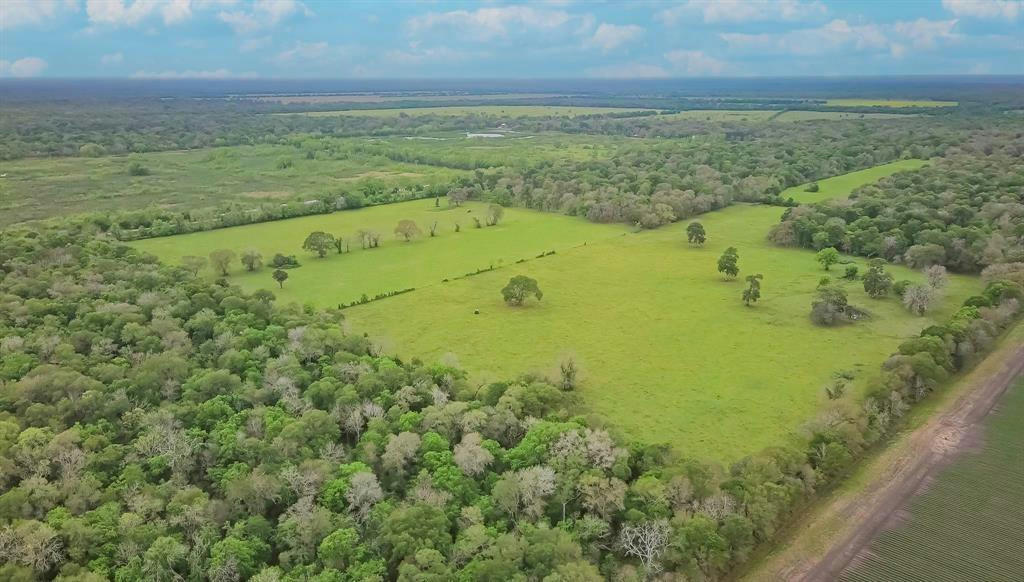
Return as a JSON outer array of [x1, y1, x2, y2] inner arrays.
[[794, 341, 1024, 581]]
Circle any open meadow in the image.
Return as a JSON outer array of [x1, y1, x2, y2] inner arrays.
[[780, 159, 929, 203], [343, 204, 977, 461], [131, 200, 630, 306], [825, 99, 958, 107], [0, 143, 467, 226], [132, 160, 980, 461], [0, 133, 627, 226]]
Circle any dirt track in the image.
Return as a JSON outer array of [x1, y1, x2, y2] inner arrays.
[[790, 342, 1024, 581]]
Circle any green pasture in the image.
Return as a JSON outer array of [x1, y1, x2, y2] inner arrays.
[[658, 110, 916, 123], [293, 105, 653, 118], [131, 200, 630, 306], [841, 377, 1024, 581], [0, 144, 467, 226], [656, 110, 779, 122], [774, 111, 914, 122], [344, 204, 977, 461], [826, 99, 958, 108], [132, 159, 977, 461], [782, 159, 930, 204]]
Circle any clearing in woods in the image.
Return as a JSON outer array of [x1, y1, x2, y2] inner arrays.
[[132, 159, 978, 461]]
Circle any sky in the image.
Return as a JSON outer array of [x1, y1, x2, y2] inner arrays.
[[0, 0, 1022, 79]]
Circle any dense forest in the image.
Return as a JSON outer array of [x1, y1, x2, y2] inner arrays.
[[770, 131, 1024, 272]]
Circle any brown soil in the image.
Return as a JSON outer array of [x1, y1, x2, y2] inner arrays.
[[793, 343, 1024, 581]]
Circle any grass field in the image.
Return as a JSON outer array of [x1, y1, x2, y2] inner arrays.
[[131, 200, 630, 306], [657, 110, 916, 123], [840, 377, 1024, 581], [658, 110, 779, 122], [826, 99, 958, 108], [342, 203, 977, 461], [0, 144, 468, 226], [132, 159, 976, 461], [293, 105, 652, 118], [782, 159, 930, 204], [0, 134, 633, 226], [774, 111, 914, 122]]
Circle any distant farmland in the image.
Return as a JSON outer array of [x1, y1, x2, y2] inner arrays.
[[840, 377, 1024, 581], [290, 105, 654, 117], [826, 99, 958, 108]]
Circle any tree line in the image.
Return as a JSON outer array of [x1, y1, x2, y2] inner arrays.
[[769, 131, 1024, 273]]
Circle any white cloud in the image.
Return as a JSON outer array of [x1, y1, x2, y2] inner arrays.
[[664, 49, 727, 75], [585, 62, 670, 78], [240, 35, 272, 52], [407, 5, 576, 41], [85, 0, 192, 26], [273, 40, 328, 63], [658, 0, 827, 25], [721, 18, 959, 57], [0, 57, 49, 77], [0, 0, 77, 29], [384, 45, 469, 66], [587, 23, 644, 52], [942, 0, 1021, 21], [219, 0, 309, 34], [891, 18, 960, 49], [100, 51, 124, 65], [132, 68, 257, 79]]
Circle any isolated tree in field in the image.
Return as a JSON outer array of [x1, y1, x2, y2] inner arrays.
[[816, 247, 840, 271], [559, 356, 580, 391], [742, 273, 763, 306], [429, 221, 439, 237], [925, 264, 948, 290], [502, 275, 543, 306], [394, 219, 422, 242], [687, 221, 706, 246], [273, 269, 289, 289], [240, 249, 263, 272], [333, 235, 348, 254], [209, 249, 235, 276], [902, 284, 935, 316], [448, 189, 468, 207], [717, 247, 739, 279], [862, 259, 894, 298], [810, 285, 849, 326], [358, 229, 381, 249], [181, 255, 207, 277], [487, 204, 505, 226], [303, 231, 335, 258]]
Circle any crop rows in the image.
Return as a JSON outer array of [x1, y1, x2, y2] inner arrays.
[[841, 378, 1024, 581]]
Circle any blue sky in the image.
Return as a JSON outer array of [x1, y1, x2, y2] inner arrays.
[[1, 1, 1021, 78]]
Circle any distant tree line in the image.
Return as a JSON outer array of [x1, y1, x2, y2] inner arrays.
[[769, 132, 1024, 273]]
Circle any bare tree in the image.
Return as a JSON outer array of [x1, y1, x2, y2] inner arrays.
[[453, 432, 494, 476], [382, 432, 421, 475], [346, 472, 383, 521], [618, 519, 670, 577], [902, 284, 936, 316], [924, 264, 948, 290]]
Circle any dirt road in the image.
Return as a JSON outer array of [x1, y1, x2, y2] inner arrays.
[[743, 331, 1024, 581]]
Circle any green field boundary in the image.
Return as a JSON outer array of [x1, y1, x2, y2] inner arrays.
[[736, 321, 1024, 581]]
